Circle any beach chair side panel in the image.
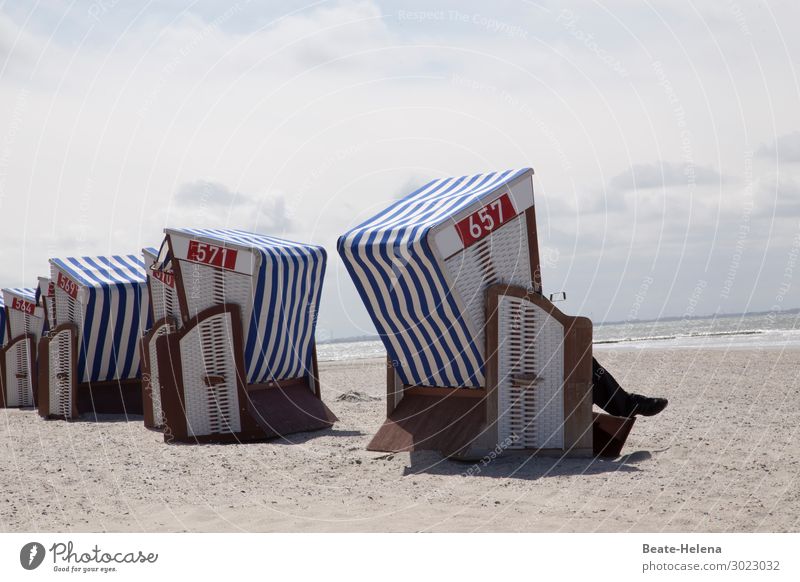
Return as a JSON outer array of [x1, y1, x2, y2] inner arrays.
[[40, 324, 79, 419], [180, 308, 242, 436], [483, 285, 593, 456], [141, 317, 176, 428], [2, 335, 36, 407]]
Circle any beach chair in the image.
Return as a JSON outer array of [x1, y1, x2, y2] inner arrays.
[[139, 246, 181, 429], [37, 255, 150, 419], [338, 168, 601, 457], [151, 228, 336, 443], [0, 287, 45, 408]]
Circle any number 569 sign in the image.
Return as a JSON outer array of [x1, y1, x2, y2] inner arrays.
[[454, 193, 517, 248]]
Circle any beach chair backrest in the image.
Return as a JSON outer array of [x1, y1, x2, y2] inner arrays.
[[3, 288, 46, 344], [48, 255, 150, 383], [1, 288, 42, 408], [338, 168, 540, 389], [143, 247, 181, 325], [163, 228, 326, 384]]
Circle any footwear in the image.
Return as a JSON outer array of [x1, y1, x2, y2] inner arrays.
[[626, 394, 668, 417]]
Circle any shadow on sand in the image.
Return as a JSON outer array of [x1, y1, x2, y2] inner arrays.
[[401, 449, 654, 479]]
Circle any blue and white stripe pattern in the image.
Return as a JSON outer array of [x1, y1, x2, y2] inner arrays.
[[50, 255, 150, 384], [169, 228, 326, 384], [5, 287, 38, 303], [338, 168, 532, 388]]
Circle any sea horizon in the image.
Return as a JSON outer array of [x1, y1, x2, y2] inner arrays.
[[317, 308, 800, 361]]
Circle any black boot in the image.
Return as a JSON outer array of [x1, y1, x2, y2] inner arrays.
[[625, 394, 668, 417]]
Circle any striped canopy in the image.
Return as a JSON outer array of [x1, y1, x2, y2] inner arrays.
[[164, 228, 326, 384], [4, 287, 37, 303], [338, 168, 536, 388], [49, 255, 150, 383]]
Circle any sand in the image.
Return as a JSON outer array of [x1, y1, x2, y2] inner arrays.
[[2, 347, 799, 532]]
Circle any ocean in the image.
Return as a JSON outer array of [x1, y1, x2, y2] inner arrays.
[[316, 311, 800, 362]]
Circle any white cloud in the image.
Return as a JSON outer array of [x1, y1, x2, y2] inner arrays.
[[757, 132, 800, 163], [609, 161, 723, 191]]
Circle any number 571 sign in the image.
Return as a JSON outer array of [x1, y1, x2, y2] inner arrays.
[[454, 193, 517, 248]]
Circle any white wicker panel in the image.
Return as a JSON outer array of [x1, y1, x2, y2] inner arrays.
[[147, 321, 174, 427], [7, 309, 45, 344], [4, 340, 34, 407], [54, 286, 81, 327], [179, 311, 241, 437], [179, 261, 252, 332], [149, 273, 181, 323], [48, 328, 74, 418], [497, 295, 564, 450], [444, 213, 532, 359], [43, 296, 56, 328]]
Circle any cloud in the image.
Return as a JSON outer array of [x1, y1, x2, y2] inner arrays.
[[755, 174, 800, 216], [608, 161, 723, 191], [254, 195, 296, 233], [175, 180, 252, 207], [173, 179, 296, 234], [0, 12, 43, 70], [757, 131, 800, 162]]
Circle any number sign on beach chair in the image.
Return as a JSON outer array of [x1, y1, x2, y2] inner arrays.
[[0, 287, 45, 408], [37, 255, 150, 419], [151, 228, 336, 443], [338, 168, 597, 458]]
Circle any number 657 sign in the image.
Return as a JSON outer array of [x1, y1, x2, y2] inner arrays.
[[454, 193, 517, 248]]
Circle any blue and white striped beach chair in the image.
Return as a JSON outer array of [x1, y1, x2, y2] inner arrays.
[[338, 168, 594, 457], [149, 228, 336, 443], [37, 255, 150, 419], [1, 287, 45, 408]]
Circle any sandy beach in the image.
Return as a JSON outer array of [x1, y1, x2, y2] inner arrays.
[[1, 347, 798, 533]]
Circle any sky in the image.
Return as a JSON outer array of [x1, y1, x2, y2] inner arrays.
[[0, 0, 798, 339]]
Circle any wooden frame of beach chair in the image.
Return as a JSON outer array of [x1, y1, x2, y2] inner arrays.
[[152, 228, 336, 444], [37, 255, 149, 420], [0, 288, 45, 409], [0, 294, 5, 398], [140, 246, 181, 429], [339, 168, 633, 458]]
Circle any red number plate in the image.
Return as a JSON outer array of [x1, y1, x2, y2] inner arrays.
[[454, 193, 517, 248], [11, 297, 35, 315], [57, 271, 79, 299], [187, 240, 238, 270], [151, 269, 175, 288]]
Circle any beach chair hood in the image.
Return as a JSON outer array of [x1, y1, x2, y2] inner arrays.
[[337, 168, 538, 389], [49, 255, 150, 383], [163, 228, 327, 384], [2, 287, 45, 341]]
